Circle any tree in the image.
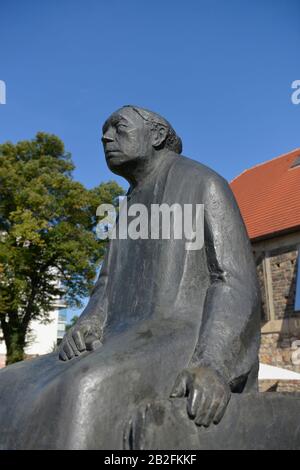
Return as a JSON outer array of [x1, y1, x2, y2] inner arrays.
[[0, 132, 124, 364]]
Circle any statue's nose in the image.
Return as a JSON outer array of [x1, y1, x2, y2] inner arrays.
[[102, 134, 114, 144]]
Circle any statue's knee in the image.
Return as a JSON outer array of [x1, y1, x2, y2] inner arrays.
[[71, 360, 120, 393]]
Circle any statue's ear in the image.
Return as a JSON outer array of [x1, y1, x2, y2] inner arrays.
[[152, 126, 168, 149]]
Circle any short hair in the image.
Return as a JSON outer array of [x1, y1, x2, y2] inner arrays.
[[122, 105, 182, 154]]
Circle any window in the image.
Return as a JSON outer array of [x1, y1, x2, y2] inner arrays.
[[296, 252, 300, 311], [58, 309, 67, 323], [290, 156, 300, 169]]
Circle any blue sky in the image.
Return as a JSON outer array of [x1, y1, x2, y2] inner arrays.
[[1, 0, 299, 320]]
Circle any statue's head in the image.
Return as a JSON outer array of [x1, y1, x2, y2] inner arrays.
[[101, 105, 182, 174]]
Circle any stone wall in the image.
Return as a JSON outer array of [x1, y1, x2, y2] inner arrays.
[[259, 380, 300, 392], [256, 257, 268, 322], [256, 245, 299, 321], [254, 235, 300, 392], [269, 248, 298, 319], [259, 332, 300, 372], [259, 327, 300, 392]]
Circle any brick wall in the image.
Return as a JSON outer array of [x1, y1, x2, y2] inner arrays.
[[256, 257, 268, 322], [259, 332, 300, 392], [269, 248, 298, 319], [259, 333, 300, 372], [256, 245, 299, 321], [259, 380, 300, 392], [255, 240, 300, 392]]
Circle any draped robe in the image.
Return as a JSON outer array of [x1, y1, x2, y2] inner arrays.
[[0, 152, 261, 449]]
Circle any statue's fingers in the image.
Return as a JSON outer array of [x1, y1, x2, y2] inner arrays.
[[72, 329, 86, 352], [170, 372, 188, 398], [198, 392, 221, 427], [213, 391, 231, 424], [187, 385, 202, 418], [63, 340, 75, 359], [85, 335, 102, 351], [68, 335, 80, 356], [59, 346, 68, 361], [194, 393, 210, 426]]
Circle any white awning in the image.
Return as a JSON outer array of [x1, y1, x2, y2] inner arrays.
[[259, 363, 300, 380]]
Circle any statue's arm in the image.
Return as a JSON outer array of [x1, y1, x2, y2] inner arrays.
[[77, 260, 108, 326], [190, 175, 261, 387], [171, 174, 261, 426], [58, 248, 109, 360]]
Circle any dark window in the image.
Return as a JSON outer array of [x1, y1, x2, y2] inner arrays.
[[290, 156, 300, 169], [295, 252, 300, 311]]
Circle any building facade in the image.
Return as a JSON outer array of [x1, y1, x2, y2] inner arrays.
[[231, 149, 300, 391]]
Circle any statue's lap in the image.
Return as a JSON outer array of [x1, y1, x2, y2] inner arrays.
[[0, 319, 197, 449]]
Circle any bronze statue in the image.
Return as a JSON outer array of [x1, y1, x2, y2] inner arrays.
[[0, 106, 261, 449]]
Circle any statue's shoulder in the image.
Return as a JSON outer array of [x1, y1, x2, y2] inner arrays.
[[172, 154, 228, 189]]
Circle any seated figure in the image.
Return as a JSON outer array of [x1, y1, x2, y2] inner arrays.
[[0, 106, 261, 450]]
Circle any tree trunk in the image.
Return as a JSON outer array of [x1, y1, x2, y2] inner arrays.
[[1, 316, 27, 365], [5, 331, 26, 365]]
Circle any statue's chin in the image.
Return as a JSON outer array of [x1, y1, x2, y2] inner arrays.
[[106, 156, 139, 178], [105, 154, 124, 170], [106, 160, 127, 176]]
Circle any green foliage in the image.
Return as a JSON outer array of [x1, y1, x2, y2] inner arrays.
[[0, 132, 124, 364]]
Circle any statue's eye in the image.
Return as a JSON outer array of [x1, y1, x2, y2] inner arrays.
[[116, 123, 127, 132]]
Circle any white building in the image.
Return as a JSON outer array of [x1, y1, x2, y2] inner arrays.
[[0, 305, 67, 368]]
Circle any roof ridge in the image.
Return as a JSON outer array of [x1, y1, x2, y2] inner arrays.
[[231, 148, 300, 183]]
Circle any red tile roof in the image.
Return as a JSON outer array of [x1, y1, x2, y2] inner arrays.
[[230, 149, 300, 241]]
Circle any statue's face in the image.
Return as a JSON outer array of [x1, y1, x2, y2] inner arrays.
[[101, 107, 153, 172]]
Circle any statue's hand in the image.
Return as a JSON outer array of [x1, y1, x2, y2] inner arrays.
[[58, 318, 102, 361], [170, 366, 231, 427]]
